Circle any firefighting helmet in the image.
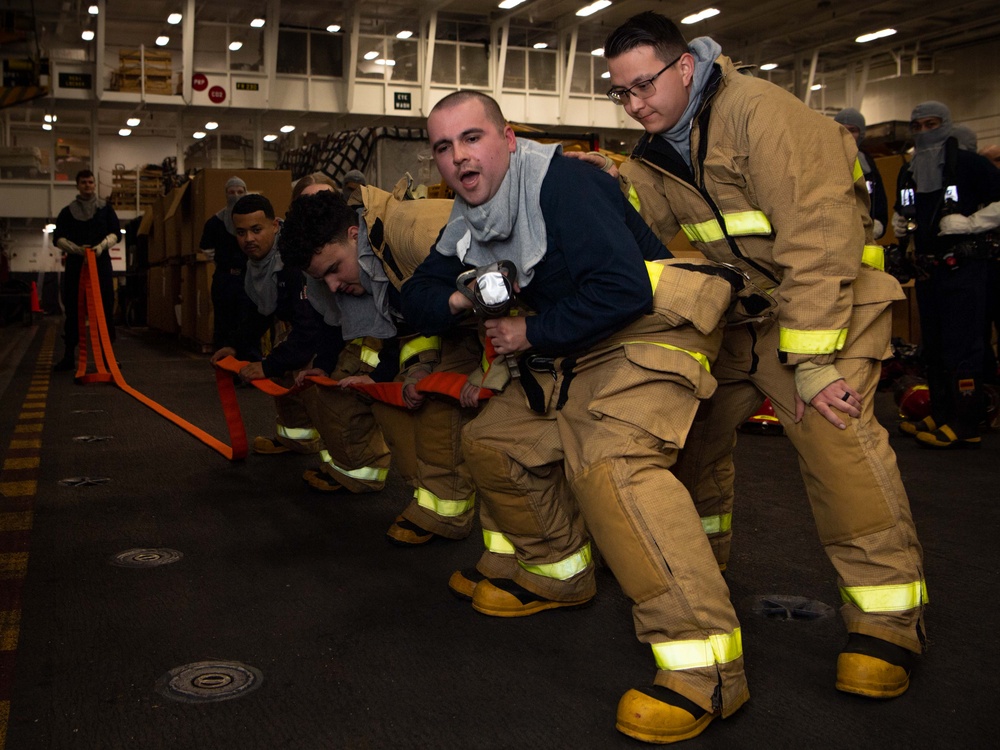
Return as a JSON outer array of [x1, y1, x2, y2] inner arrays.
[[894, 376, 931, 420]]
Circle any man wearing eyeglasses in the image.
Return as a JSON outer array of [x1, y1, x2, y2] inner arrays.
[[592, 10, 927, 741]]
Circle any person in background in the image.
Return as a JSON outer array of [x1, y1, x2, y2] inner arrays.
[[595, 11, 926, 738], [953, 124, 978, 153], [341, 169, 367, 202], [199, 177, 264, 360], [53, 169, 120, 371], [893, 102, 1000, 447], [292, 172, 337, 201], [835, 108, 888, 239]]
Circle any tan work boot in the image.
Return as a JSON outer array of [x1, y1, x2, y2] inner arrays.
[[252, 436, 291, 454], [471, 578, 592, 618], [836, 634, 912, 698], [899, 415, 935, 436], [448, 568, 486, 601], [385, 516, 437, 546], [615, 687, 716, 744], [302, 469, 345, 493]]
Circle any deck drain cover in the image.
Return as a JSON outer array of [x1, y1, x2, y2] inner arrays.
[[71, 409, 105, 414], [58, 476, 111, 487], [156, 661, 263, 703], [72, 435, 114, 443], [111, 548, 183, 568], [749, 595, 834, 621]]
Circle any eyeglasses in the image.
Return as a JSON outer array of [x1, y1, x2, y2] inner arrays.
[[606, 53, 683, 105]]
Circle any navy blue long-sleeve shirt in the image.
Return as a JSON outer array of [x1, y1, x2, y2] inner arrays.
[[401, 154, 670, 356]]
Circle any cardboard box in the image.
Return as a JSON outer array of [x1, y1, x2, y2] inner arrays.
[[147, 193, 168, 265], [147, 264, 181, 334], [180, 263, 197, 339], [189, 169, 293, 257], [164, 182, 192, 260], [195, 261, 215, 345]]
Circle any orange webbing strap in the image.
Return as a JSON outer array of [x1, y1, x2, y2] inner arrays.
[[415, 372, 493, 403], [74, 248, 249, 460], [214, 355, 408, 406]]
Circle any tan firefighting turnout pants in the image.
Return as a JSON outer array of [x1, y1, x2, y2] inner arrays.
[[673, 316, 926, 653], [462, 265, 754, 718], [372, 332, 482, 539], [273, 379, 323, 454], [300, 339, 391, 493]]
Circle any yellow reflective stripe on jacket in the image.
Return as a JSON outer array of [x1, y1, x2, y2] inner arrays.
[[862, 244, 885, 272], [483, 529, 516, 555], [853, 158, 864, 183], [414, 487, 475, 518], [621, 341, 711, 373], [651, 628, 743, 671], [627, 184, 641, 212], [681, 218, 725, 244], [701, 512, 732, 536], [277, 424, 319, 441], [840, 580, 928, 613], [518, 542, 592, 581], [319, 450, 388, 483], [645, 261, 664, 294], [778, 326, 848, 355], [722, 210, 771, 236], [350, 338, 382, 369], [399, 336, 440, 367]]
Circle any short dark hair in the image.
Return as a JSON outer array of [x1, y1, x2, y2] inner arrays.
[[430, 90, 507, 132], [75, 169, 94, 183], [279, 190, 359, 270], [604, 11, 689, 64], [232, 193, 275, 219]]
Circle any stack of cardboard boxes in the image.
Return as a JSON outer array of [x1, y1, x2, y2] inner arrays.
[[141, 168, 293, 349]]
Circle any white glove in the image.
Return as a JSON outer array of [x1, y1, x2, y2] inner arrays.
[[938, 214, 974, 235], [939, 202, 1000, 235], [872, 219, 885, 240], [891, 213, 910, 238], [93, 233, 119, 256], [202, 248, 216, 261], [56, 237, 84, 255]]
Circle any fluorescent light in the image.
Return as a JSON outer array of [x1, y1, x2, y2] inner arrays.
[[127, 117, 141, 126], [280, 125, 295, 133], [193, 131, 207, 139], [44, 223, 56, 232], [591, 47, 604, 56], [205, 121, 219, 130], [167, 13, 182, 25], [760, 63, 778, 71], [119, 128, 132, 136], [88, 5, 99, 15], [327, 25, 341, 33], [533, 43, 548, 49], [855, 28, 896, 44], [156, 35, 169, 46], [251, 18, 266, 28], [82, 29, 95, 41], [44, 114, 54, 123], [810, 83, 823, 91], [682, 8, 720, 25], [263, 134, 278, 142], [576, 1, 612, 18], [374, 59, 396, 66], [229, 40, 243, 51], [601, 71, 610, 79], [42, 123, 53, 131], [396, 30, 413, 39], [498, 0, 526, 8], [364, 51, 380, 60]]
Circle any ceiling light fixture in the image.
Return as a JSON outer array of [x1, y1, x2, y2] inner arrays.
[[127, 117, 141, 126], [81, 29, 95, 41], [280, 125, 295, 133], [326, 25, 341, 33], [44, 114, 56, 123], [167, 13, 182, 25], [263, 134, 278, 142], [88, 4, 99, 15], [681, 8, 720, 25], [156, 35, 169, 46], [591, 47, 604, 56], [576, 1, 612, 18], [601, 71, 610, 79], [364, 51, 380, 60], [374, 59, 396, 66], [44, 223, 56, 233], [193, 131, 207, 139], [498, 0, 527, 8], [205, 121, 219, 130], [119, 128, 132, 136], [42, 123, 53, 131], [810, 83, 823, 91], [760, 63, 778, 71], [855, 28, 896, 44], [396, 30, 413, 39], [251, 18, 266, 28], [229, 40, 243, 51], [533, 42, 548, 49]]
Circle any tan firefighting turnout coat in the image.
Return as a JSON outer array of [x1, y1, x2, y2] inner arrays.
[[618, 55, 925, 655]]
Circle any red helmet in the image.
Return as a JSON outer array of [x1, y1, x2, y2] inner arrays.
[[896, 382, 931, 420], [740, 398, 784, 436]]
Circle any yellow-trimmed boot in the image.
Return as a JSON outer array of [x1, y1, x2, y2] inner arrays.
[[471, 578, 593, 618], [915, 424, 981, 449], [615, 687, 716, 744], [836, 634, 912, 699], [899, 415, 935, 436], [448, 568, 486, 601]]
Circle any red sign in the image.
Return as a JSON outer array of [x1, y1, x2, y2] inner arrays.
[[192, 73, 208, 91], [208, 85, 226, 103]]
